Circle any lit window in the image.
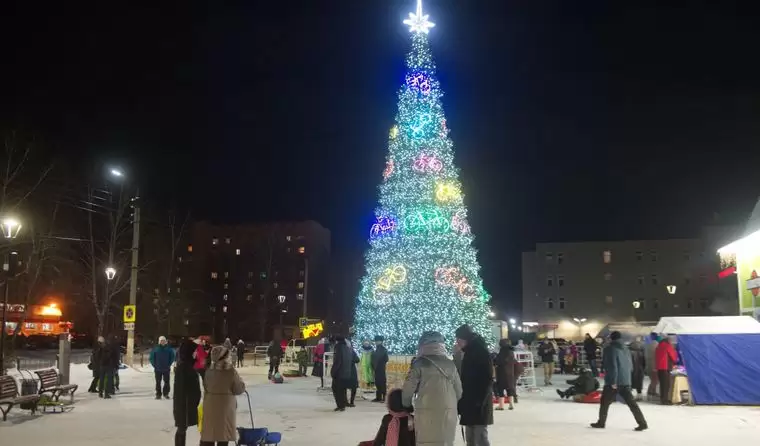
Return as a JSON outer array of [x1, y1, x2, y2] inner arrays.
[[298, 282, 304, 289], [246, 294, 253, 302], [637, 275, 644, 285], [653, 299, 660, 309], [225, 237, 231, 244], [557, 275, 565, 287], [222, 306, 228, 313], [651, 274, 659, 285], [545, 252, 553, 263], [176, 277, 181, 284], [545, 297, 554, 309], [687, 299, 694, 310], [297, 293, 304, 300], [557, 253, 564, 265], [187, 244, 193, 253], [184, 319, 189, 326], [558, 296, 566, 310], [298, 246, 305, 254], [603, 250, 612, 264], [236, 249, 241, 255], [635, 251, 643, 261], [604, 273, 612, 281], [178, 256, 182, 263], [42, 323, 52, 331], [248, 272, 254, 278], [260, 272, 267, 280], [224, 272, 229, 279], [546, 276, 553, 287], [223, 283, 228, 289], [286, 235, 292, 242], [299, 270, 305, 278], [223, 294, 228, 301], [273, 282, 279, 289], [212, 238, 218, 245], [605, 295, 613, 304], [211, 272, 218, 279], [650, 250, 658, 262]]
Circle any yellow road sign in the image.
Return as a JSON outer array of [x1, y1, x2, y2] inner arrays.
[[123, 305, 136, 323]]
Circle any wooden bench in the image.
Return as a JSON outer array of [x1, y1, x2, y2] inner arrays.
[[0, 375, 40, 421], [35, 369, 78, 403]]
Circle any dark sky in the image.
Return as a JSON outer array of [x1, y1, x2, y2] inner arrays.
[[3, 0, 760, 316]]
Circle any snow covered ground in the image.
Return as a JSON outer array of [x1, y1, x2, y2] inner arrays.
[[2, 365, 760, 445]]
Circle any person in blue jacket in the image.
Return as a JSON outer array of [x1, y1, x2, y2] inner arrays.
[[150, 335, 176, 399]]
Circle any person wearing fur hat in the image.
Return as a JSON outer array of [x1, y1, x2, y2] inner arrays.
[[371, 335, 389, 402], [200, 346, 246, 445], [455, 324, 493, 446], [173, 340, 201, 446], [150, 335, 176, 399], [402, 331, 462, 446]]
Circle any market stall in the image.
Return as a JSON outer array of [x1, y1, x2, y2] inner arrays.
[[653, 316, 760, 405]]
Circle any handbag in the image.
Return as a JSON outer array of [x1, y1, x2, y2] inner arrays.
[[197, 403, 203, 432]]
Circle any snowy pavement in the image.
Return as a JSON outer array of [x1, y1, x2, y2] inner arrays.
[[2, 365, 760, 445]]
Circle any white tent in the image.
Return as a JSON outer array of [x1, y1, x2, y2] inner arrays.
[[654, 316, 760, 335]]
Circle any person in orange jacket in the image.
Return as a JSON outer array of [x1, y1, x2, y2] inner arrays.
[[654, 335, 678, 405]]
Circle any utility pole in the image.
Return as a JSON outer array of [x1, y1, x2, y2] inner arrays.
[[125, 191, 140, 367], [302, 257, 309, 319]]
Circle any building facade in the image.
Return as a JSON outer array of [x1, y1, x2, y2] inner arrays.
[[142, 220, 331, 342], [522, 230, 737, 340]]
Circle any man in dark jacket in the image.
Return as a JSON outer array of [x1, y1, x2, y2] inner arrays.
[[591, 331, 647, 431], [150, 335, 176, 399], [173, 339, 201, 446], [537, 341, 556, 385], [583, 334, 599, 376], [88, 336, 105, 393], [267, 340, 282, 380], [330, 336, 353, 411], [455, 324, 493, 446], [556, 368, 598, 399], [371, 335, 389, 402], [98, 337, 120, 399]]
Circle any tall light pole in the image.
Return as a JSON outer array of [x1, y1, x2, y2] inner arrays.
[[573, 317, 587, 340], [0, 217, 22, 375], [109, 168, 140, 367]]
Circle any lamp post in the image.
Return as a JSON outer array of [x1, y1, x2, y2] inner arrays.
[[109, 167, 140, 367], [573, 317, 587, 340], [0, 217, 22, 375]]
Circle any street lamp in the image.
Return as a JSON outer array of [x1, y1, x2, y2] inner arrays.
[[508, 318, 516, 325], [107, 166, 141, 367], [0, 217, 22, 375], [573, 317, 587, 340], [488, 311, 495, 318], [105, 267, 116, 281]]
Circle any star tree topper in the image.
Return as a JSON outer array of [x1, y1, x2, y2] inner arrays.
[[403, 0, 435, 34]]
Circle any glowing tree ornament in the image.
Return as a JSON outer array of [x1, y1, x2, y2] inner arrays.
[[353, 1, 492, 353], [383, 159, 395, 180], [390, 125, 399, 139], [370, 215, 398, 238]]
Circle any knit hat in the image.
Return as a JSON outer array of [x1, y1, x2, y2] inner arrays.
[[418, 331, 445, 346], [454, 324, 475, 341], [211, 346, 230, 363], [158, 335, 167, 343], [610, 331, 622, 341]]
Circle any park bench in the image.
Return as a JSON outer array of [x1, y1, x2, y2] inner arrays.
[[35, 368, 78, 404], [0, 375, 40, 421]]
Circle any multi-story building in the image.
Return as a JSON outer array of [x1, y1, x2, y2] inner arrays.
[[143, 220, 331, 342], [522, 228, 738, 340]]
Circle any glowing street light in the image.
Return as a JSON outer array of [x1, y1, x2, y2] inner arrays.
[[105, 267, 116, 281], [508, 318, 516, 325], [573, 317, 587, 324], [1, 218, 22, 239], [488, 311, 495, 317], [110, 168, 124, 178]]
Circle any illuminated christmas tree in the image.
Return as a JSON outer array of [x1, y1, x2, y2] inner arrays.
[[353, 0, 492, 354]]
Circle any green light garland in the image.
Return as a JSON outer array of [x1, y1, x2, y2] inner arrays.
[[353, 29, 493, 354]]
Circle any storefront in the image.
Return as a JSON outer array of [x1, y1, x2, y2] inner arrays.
[[718, 202, 760, 321]]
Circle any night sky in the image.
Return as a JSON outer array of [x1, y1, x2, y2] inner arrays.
[[2, 0, 760, 316]]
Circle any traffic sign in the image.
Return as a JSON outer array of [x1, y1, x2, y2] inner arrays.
[[299, 317, 308, 328], [124, 322, 135, 331], [123, 305, 136, 323]]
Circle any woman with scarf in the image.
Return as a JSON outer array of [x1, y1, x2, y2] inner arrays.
[[372, 388, 415, 446], [200, 346, 246, 446], [173, 340, 201, 446], [402, 331, 462, 446]]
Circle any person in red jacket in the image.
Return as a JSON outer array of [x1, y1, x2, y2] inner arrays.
[[655, 336, 678, 405], [194, 338, 210, 382]]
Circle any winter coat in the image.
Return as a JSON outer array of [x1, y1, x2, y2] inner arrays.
[[348, 350, 360, 389], [267, 342, 283, 359], [371, 344, 389, 385], [494, 347, 517, 394], [173, 341, 201, 429], [100, 342, 120, 370], [200, 367, 246, 442], [583, 337, 598, 357], [360, 349, 375, 384], [538, 343, 556, 363], [296, 349, 309, 366], [402, 354, 462, 446], [629, 341, 646, 383], [313, 343, 325, 363], [567, 371, 598, 394], [236, 342, 245, 358], [458, 335, 493, 426], [645, 340, 658, 374], [602, 339, 633, 387], [90, 344, 104, 375], [194, 344, 208, 371], [330, 340, 353, 381], [150, 344, 176, 373], [373, 414, 416, 446], [655, 339, 678, 371]]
